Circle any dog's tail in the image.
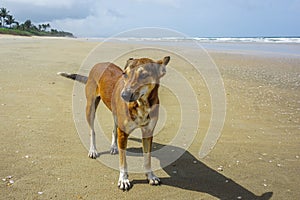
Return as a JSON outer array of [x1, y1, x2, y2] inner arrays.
[[57, 72, 88, 84]]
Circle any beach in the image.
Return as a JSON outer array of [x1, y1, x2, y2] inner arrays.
[[0, 35, 299, 199]]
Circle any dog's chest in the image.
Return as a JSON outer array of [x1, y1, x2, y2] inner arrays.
[[129, 99, 151, 126]]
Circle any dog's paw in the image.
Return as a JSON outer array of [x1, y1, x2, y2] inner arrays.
[[110, 145, 118, 155], [88, 148, 98, 159], [118, 178, 131, 191], [146, 172, 161, 185], [118, 172, 131, 191]]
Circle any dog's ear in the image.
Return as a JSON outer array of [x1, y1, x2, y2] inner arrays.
[[163, 56, 170, 65], [157, 56, 170, 65], [124, 58, 134, 70], [157, 56, 170, 77]]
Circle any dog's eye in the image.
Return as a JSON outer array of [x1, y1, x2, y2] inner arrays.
[[123, 72, 128, 79], [140, 73, 149, 79]]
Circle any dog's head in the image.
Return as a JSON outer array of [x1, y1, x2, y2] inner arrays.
[[121, 56, 170, 102]]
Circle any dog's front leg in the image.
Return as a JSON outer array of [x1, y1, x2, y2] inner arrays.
[[142, 130, 161, 185], [117, 128, 131, 190]]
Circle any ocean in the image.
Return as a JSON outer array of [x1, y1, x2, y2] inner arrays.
[[86, 37, 300, 57]]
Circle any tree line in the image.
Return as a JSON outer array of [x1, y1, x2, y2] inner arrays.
[[0, 7, 73, 37]]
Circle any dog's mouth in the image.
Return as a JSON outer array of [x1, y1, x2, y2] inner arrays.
[[121, 86, 148, 102], [121, 90, 139, 102]]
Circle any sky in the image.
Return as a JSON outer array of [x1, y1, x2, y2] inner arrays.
[[1, 0, 300, 37]]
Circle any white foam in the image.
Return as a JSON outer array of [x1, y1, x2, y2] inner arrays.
[[110, 37, 300, 44]]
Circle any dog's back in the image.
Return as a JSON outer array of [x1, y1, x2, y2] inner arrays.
[[87, 62, 123, 111]]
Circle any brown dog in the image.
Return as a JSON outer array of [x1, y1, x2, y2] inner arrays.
[[58, 56, 170, 190]]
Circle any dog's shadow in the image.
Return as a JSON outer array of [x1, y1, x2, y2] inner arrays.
[[125, 138, 273, 200]]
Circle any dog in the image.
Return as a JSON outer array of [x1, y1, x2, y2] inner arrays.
[[58, 56, 170, 190]]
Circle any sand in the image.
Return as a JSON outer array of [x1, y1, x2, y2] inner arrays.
[[0, 34, 299, 200]]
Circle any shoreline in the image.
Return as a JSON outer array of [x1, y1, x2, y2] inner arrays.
[[77, 36, 300, 57], [2, 34, 300, 57]]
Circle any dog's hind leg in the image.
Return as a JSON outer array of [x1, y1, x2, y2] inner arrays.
[[86, 82, 101, 159], [86, 96, 100, 159], [110, 115, 118, 155]]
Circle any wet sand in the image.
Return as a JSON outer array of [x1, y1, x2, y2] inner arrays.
[[0, 35, 299, 199]]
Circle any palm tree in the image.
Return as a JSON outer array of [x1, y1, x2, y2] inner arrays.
[[41, 24, 46, 31], [41, 23, 51, 31], [18, 23, 25, 31], [5, 15, 16, 28], [24, 19, 32, 30], [0, 7, 10, 27], [14, 21, 20, 28]]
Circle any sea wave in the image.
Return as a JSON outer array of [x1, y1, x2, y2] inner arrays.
[[110, 37, 300, 44], [194, 37, 300, 43]]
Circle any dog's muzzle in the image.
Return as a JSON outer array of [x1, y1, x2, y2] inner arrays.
[[121, 89, 138, 102]]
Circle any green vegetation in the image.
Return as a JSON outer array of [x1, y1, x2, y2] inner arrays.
[[0, 7, 74, 37]]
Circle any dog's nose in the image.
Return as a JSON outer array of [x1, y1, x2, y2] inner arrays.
[[121, 91, 130, 102], [121, 90, 135, 102]]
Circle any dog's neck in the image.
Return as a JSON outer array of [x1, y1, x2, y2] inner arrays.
[[128, 94, 151, 127], [138, 85, 159, 106], [136, 96, 149, 107], [127, 85, 159, 127]]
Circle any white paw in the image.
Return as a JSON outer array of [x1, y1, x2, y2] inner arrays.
[[110, 145, 118, 155], [118, 172, 131, 190], [146, 172, 161, 185], [88, 147, 98, 159]]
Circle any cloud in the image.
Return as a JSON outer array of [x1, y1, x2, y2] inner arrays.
[[129, 0, 181, 7], [105, 9, 125, 18], [48, 0, 182, 37], [1, 0, 193, 37], [2, 0, 93, 22], [50, 12, 126, 37], [49, 3, 128, 37], [6, 0, 77, 8], [2, 0, 300, 37]]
